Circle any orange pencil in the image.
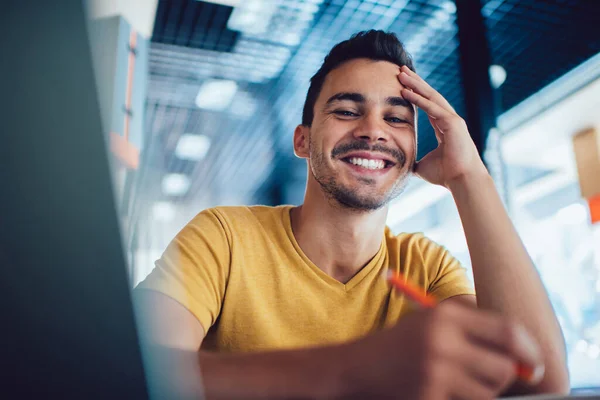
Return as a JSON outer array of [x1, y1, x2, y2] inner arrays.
[[386, 270, 543, 386]]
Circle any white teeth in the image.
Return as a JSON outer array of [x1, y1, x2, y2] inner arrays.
[[348, 157, 385, 170]]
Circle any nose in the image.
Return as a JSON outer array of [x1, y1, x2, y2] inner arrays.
[[353, 112, 389, 143]]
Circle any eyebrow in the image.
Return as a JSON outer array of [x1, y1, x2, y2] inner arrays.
[[324, 92, 414, 113], [325, 92, 365, 105], [386, 96, 413, 110]]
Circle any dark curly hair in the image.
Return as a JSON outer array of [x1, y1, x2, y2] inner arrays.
[[301, 30, 415, 127]]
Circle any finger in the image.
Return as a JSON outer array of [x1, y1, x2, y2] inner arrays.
[[399, 66, 455, 113], [401, 88, 451, 121], [428, 115, 443, 144], [452, 308, 545, 380], [459, 343, 517, 393], [400, 66, 455, 113], [447, 364, 496, 400], [412, 148, 440, 179]]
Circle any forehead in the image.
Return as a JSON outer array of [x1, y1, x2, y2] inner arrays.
[[319, 58, 404, 102]]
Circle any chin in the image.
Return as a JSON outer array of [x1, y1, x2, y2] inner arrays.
[[332, 187, 391, 212], [314, 168, 406, 211]]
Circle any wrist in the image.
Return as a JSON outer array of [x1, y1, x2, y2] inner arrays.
[[446, 166, 491, 194], [332, 336, 382, 399], [328, 341, 364, 399]]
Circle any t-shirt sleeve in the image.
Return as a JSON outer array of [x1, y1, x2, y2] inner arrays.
[[135, 208, 231, 332], [419, 235, 476, 301]]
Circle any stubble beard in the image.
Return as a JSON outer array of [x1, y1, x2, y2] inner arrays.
[[309, 141, 410, 212]]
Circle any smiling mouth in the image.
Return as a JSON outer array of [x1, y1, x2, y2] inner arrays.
[[341, 156, 396, 170]]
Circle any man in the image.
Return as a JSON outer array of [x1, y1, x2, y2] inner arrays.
[[135, 30, 569, 399]]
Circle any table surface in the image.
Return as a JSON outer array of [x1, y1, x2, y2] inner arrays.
[[499, 394, 600, 399]]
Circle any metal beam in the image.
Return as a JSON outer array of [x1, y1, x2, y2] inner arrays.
[[454, 0, 497, 159]]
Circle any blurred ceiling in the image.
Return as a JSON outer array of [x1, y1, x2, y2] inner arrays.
[[132, 0, 600, 246]]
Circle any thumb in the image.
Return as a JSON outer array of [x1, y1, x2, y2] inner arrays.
[[414, 147, 437, 170], [413, 148, 441, 182], [428, 115, 443, 144]]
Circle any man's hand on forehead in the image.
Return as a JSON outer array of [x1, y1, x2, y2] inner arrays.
[[397, 65, 486, 188], [397, 68, 417, 113]]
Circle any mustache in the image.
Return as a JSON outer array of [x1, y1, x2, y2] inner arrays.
[[331, 141, 406, 167]]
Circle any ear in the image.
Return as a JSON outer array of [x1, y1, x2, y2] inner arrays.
[[293, 124, 310, 159]]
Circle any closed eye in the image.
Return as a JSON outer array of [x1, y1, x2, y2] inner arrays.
[[333, 110, 359, 117], [386, 117, 409, 124]]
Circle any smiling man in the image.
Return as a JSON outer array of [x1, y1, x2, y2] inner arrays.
[[135, 31, 569, 399]]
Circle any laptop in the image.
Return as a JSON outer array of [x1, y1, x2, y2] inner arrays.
[[0, 1, 168, 398]]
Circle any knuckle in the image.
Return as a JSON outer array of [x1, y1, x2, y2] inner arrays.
[[496, 357, 518, 388], [472, 385, 495, 400], [437, 300, 463, 319], [501, 321, 520, 352], [436, 299, 457, 313], [425, 332, 446, 358], [424, 308, 451, 336], [421, 361, 446, 387], [420, 325, 439, 356], [428, 304, 446, 321], [416, 386, 440, 400], [422, 314, 457, 360]]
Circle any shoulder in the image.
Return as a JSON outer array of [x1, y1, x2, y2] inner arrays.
[[385, 228, 473, 297], [207, 205, 289, 226], [209, 204, 287, 218], [384, 227, 454, 266], [187, 205, 290, 237], [385, 228, 440, 253]]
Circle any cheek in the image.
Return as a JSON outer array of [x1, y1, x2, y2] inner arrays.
[[407, 135, 417, 156], [308, 135, 326, 160], [309, 126, 335, 153], [393, 130, 417, 167], [394, 128, 416, 147]]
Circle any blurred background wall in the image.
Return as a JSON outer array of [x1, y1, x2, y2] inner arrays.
[[86, 0, 600, 390]]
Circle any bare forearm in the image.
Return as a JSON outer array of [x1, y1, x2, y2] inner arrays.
[[448, 171, 569, 393], [143, 344, 352, 399], [199, 345, 352, 400], [134, 289, 354, 399]]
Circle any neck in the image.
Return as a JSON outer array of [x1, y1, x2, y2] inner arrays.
[[290, 180, 388, 284]]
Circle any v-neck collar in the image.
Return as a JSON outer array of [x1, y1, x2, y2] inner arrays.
[[280, 205, 387, 292]]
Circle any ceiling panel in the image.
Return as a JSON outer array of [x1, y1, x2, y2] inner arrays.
[[152, 0, 240, 52], [484, 0, 600, 112]]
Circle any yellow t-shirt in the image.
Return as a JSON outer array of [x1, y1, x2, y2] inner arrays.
[[137, 205, 475, 353]]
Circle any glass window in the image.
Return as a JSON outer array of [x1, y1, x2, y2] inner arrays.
[[387, 75, 600, 389]]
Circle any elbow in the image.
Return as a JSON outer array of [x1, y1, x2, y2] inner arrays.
[[534, 334, 571, 395]]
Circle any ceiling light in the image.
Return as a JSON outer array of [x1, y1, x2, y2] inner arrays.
[[175, 134, 211, 161], [152, 202, 176, 222], [281, 32, 302, 46], [227, 0, 277, 35], [441, 1, 456, 13], [489, 65, 507, 89], [195, 79, 238, 111], [162, 173, 191, 196]]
